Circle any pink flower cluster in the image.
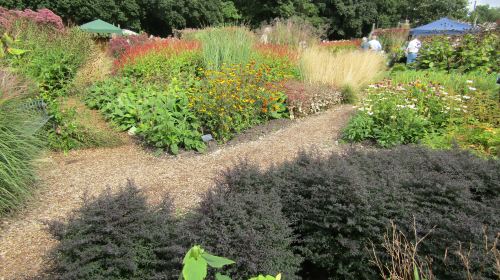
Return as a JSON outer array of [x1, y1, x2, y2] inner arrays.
[[0, 7, 64, 31]]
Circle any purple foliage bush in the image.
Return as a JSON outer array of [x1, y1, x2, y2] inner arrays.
[[0, 7, 64, 31]]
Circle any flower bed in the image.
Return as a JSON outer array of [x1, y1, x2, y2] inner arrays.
[[343, 72, 500, 156], [86, 27, 301, 153]]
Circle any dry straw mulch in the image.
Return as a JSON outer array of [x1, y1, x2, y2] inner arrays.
[[0, 105, 354, 279]]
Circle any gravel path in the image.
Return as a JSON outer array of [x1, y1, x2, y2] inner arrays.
[[0, 105, 354, 279]]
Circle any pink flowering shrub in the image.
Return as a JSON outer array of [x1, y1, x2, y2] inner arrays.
[[0, 7, 64, 31]]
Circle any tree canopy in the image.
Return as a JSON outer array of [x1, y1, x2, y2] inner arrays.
[[0, 0, 470, 38], [470, 4, 500, 24]]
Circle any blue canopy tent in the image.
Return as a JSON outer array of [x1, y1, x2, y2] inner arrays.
[[410, 17, 473, 36]]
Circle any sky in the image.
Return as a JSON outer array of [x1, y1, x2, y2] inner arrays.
[[469, 0, 500, 9]]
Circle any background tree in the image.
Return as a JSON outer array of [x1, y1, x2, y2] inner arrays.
[[1, 0, 470, 38], [470, 4, 500, 24]]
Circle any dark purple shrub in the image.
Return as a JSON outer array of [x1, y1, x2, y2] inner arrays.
[[45, 180, 184, 280], [219, 146, 500, 279]]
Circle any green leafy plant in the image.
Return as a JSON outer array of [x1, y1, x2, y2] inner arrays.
[[248, 274, 282, 280], [180, 246, 283, 280], [5, 20, 98, 151], [180, 245, 234, 280], [417, 33, 500, 73], [0, 32, 28, 58], [86, 77, 205, 154]]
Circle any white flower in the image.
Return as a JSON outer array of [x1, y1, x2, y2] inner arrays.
[[368, 111, 374, 116], [466, 80, 473, 84], [468, 87, 477, 91], [441, 91, 449, 95], [462, 95, 471, 99]]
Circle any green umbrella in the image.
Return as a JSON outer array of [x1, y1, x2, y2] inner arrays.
[[80, 19, 123, 35]]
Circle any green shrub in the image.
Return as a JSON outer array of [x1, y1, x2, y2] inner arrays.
[[194, 26, 254, 70], [46, 180, 183, 280], [417, 33, 500, 73], [219, 146, 500, 279], [86, 77, 205, 154], [11, 21, 94, 99], [6, 20, 98, 151], [182, 186, 302, 279]]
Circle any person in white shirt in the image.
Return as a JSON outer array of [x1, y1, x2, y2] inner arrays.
[[405, 36, 421, 64], [368, 35, 382, 52]]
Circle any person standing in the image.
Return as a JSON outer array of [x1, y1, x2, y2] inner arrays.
[[368, 35, 382, 52], [405, 36, 422, 64], [361, 37, 369, 50]]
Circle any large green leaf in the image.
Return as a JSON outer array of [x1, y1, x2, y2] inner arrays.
[[215, 273, 232, 280], [202, 252, 235, 268], [182, 257, 207, 280], [7, 47, 28, 56]]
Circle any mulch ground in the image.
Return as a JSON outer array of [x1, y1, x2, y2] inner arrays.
[[0, 105, 354, 279]]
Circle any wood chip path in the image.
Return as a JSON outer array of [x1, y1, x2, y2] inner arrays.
[[0, 105, 354, 279]]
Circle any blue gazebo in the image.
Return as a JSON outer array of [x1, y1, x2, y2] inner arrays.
[[410, 17, 473, 36]]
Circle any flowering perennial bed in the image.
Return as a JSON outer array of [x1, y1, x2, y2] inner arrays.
[[343, 76, 500, 156]]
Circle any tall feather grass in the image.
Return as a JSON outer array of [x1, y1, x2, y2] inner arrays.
[[194, 26, 255, 70], [0, 71, 43, 214], [258, 17, 324, 48], [300, 47, 387, 91]]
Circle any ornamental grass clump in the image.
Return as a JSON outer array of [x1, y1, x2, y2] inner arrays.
[[0, 71, 43, 214], [194, 26, 254, 70], [300, 47, 386, 92], [259, 17, 323, 48]]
